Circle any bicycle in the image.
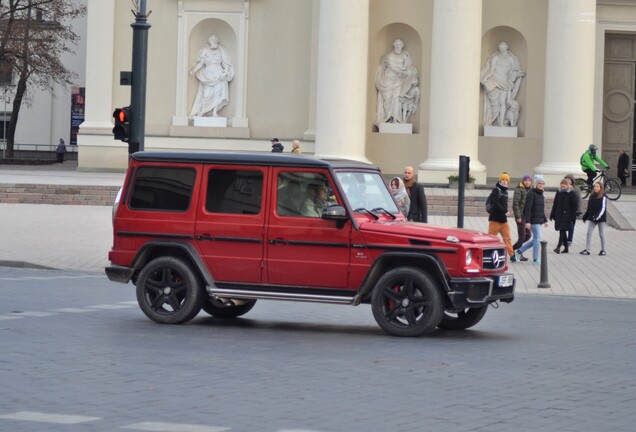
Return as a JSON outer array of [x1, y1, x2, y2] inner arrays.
[[574, 168, 622, 200]]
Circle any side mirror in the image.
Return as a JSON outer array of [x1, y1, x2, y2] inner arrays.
[[322, 206, 348, 228], [322, 205, 348, 221]]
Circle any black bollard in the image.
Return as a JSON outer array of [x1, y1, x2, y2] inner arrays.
[[538, 240, 551, 288]]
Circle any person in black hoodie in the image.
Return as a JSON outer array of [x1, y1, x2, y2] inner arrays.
[[270, 138, 284, 153], [515, 175, 548, 264], [550, 178, 578, 254], [580, 182, 608, 256], [487, 173, 515, 262]]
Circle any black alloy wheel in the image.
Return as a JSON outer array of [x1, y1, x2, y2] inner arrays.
[[437, 306, 488, 330], [371, 267, 443, 337], [136, 256, 203, 324]]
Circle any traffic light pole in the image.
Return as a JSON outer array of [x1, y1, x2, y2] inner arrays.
[[130, 0, 151, 153]]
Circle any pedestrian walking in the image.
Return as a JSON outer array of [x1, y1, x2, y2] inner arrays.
[[402, 166, 427, 223], [291, 140, 302, 155], [550, 178, 578, 254], [56, 138, 67, 163], [512, 174, 532, 261], [270, 138, 284, 153], [487, 172, 515, 262], [580, 182, 608, 256], [515, 175, 548, 264], [617, 149, 630, 186]]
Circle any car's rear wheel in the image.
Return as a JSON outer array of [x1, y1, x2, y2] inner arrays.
[[371, 267, 443, 337], [136, 256, 202, 324], [437, 306, 488, 330], [201, 298, 257, 318]]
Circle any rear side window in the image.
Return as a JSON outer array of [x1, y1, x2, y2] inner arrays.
[[129, 166, 196, 211], [206, 169, 263, 215]]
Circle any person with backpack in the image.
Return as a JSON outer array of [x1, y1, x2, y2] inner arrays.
[[580, 144, 608, 187], [511, 174, 532, 261], [487, 172, 515, 262], [515, 175, 548, 264]]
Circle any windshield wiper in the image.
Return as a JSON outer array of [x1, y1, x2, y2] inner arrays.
[[354, 207, 379, 220], [372, 207, 397, 220]]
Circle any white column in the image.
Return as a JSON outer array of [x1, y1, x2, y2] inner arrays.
[[314, 0, 369, 161], [79, 0, 115, 131], [420, 0, 486, 184], [535, 0, 596, 186]]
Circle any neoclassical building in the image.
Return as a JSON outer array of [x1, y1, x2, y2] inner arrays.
[[79, 0, 636, 186]]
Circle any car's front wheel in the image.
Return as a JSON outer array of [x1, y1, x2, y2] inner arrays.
[[136, 256, 203, 324], [437, 306, 488, 330], [371, 267, 443, 337], [201, 298, 257, 318]]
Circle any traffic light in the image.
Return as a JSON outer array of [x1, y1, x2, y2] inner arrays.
[[112, 106, 131, 142]]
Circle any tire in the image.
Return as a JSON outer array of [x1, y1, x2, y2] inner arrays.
[[604, 178, 622, 200], [437, 306, 488, 330], [201, 298, 257, 318], [371, 267, 443, 337], [574, 178, 590, 199], [136, 256, 203, 324]]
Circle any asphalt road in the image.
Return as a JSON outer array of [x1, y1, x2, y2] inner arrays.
[[1, 267, 635, 432]]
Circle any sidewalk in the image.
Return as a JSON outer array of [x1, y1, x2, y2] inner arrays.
[[1, 162, 636, 299]]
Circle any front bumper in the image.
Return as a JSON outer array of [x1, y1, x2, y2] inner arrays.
[[446, 274, 515, 308]]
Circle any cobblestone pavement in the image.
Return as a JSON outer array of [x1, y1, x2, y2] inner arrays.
[[0, 267, 635, 432]]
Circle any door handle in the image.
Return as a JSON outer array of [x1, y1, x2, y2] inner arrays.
[[269, 238, 286, 245], [196, 234, 214, 241]]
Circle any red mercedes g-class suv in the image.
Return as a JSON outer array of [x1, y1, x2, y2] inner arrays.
[[106, 152, 514, 337]]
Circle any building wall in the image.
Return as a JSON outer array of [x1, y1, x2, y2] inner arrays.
[[79, 0, 636, 180]]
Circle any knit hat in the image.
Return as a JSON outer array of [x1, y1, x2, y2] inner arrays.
[[271, 138, 279, 143], [534, 174, 545, 184], [498, 173, 510, 182], [564, 173, 575, 183], [522, 174, 532, 182]]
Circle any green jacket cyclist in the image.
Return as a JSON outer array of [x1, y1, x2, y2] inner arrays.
[[580, 144, 608, 186]]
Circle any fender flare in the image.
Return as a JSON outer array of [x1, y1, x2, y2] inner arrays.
[[353, 251, 451, 305], [131, 241, 215, 286]]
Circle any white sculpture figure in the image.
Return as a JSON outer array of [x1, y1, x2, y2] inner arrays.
[[190, 35, 234, 118], [480, 41, 525, 127], [375, 39, 419, 125]]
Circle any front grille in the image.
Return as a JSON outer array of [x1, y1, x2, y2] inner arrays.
[[482, 247, 506, 270]]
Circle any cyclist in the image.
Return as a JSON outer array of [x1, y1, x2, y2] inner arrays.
[[580, 144, 608, 187]]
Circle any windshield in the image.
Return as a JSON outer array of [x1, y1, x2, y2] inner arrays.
[[335, 171, 400, 215]]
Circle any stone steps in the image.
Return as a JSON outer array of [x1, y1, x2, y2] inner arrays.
[[0, 183, 555, 216], [0, 184, 120, 206]]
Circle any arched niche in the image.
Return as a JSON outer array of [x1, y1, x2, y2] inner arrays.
[[188, 19, 237, 119], [371, 23, 422, 134], [480, 26, 528, 137]]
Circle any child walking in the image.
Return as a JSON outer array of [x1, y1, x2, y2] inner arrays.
[[580, 182, 608, 256]]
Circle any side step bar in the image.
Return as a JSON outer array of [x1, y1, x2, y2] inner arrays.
[[208, 287, 356, 305]]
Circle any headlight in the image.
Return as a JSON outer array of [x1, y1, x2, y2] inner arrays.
[[465, 249, 473, 266]]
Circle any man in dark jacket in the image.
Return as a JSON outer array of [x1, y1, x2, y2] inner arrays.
[[403, 166, 428, 223], [617, 149, 630, 186], [270, 138, 284, 153], [487, 172, 515, 262]]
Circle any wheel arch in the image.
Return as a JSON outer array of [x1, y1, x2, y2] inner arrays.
[[131, 241, 215, 287], [354, 252, 451, 305]]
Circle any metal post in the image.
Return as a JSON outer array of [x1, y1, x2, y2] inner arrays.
[[457, 155, 469, 228], [2, 96, 6, 159], [538, 240, 551, 288], [130, 0, 151, 152]]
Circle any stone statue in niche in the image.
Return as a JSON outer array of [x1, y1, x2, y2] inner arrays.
[[480, 41, 525, 127], [190, 35, 234, 118], [375, 39, 420, 125]]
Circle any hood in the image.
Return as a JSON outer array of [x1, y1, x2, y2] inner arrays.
[[358, 219, 497, 245]]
